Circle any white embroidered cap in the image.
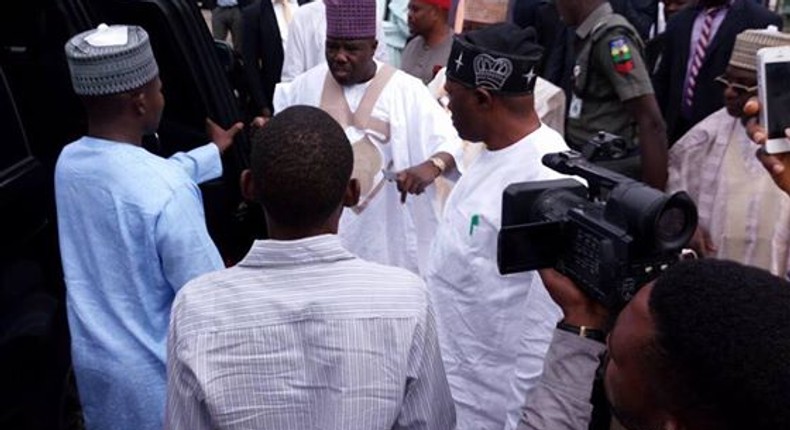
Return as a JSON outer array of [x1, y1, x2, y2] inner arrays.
[[65, 24, 159, 96], [730, 27, 790, 72]]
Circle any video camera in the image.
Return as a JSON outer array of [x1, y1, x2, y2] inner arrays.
[[497, 151, 698, 309]]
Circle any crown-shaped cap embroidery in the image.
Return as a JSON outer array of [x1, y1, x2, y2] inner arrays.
[[446, 30, 541, 95], [473, 54, 513, 90]]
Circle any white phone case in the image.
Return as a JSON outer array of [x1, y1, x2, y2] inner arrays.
[[757, 46, 790, 154]]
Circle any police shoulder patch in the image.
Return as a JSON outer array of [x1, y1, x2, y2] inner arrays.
[[609, 36, 634, 75]]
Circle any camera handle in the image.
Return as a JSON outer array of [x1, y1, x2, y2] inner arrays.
[[542, 151, 633, 201]]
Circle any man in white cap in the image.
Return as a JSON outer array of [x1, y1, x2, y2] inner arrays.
[[667, 27, 790, 277], [425, 23, 572, 430], [274, 0, 462, 276], [57, 24, 242, 430]]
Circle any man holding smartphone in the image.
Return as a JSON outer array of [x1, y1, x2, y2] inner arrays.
[[759, 45, 790, 154], [666, 28, 790, 276], [747, 105, 790, 196]]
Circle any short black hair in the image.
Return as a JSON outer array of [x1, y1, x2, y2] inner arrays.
[[649, 259, 790, 430], [249, 105, 352, 228]]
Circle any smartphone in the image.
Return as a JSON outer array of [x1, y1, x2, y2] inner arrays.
[[757, 45, 790, 154]]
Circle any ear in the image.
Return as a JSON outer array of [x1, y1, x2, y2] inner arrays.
[[474, 88, 494, 110], [240, 169, 256, 201], [343, 178, 361, 208], [131, 89, 147, 116], [371, 39, 379, 54]]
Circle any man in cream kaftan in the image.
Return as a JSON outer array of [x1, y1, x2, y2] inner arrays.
[[667, 28, 790, 276], [668, 107, 790, 275]]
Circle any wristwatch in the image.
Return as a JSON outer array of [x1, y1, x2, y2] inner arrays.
[[556, 321, 607, 343], [428, 156, 447, 176]]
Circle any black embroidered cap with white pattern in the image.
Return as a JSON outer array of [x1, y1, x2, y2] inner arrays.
[[446, 23, 542, 95]]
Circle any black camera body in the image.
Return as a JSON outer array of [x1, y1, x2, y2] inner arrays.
[[497, 151, 698, 308]]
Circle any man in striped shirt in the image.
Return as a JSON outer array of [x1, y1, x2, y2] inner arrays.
[[165, 105, 455, 430]]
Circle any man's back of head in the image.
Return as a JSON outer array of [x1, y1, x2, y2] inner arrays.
[[169, 109, 456, 430], [243, 105, 355, 237], [650, 259, 790, 430]]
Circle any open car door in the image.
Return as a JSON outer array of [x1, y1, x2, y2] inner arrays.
[[2, 0, 261, 266], [77, 0, 263, 262]]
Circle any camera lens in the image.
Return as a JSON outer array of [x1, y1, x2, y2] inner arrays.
[[653, 193, 698, 250], [656, 206, 687, 241]]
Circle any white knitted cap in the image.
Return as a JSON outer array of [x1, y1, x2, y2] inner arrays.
[[730, 27, 790, 72], [65, 24, 159, 96]]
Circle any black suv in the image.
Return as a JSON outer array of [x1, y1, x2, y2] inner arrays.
[[0, 1, 260, 427]]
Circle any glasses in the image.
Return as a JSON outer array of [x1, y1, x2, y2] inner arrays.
[[714, 75, 757, 94]]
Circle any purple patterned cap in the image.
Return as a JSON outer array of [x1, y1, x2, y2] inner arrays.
[[325, 0, 376, 39]]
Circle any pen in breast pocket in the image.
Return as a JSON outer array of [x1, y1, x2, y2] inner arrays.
[[469, 214, 480, 236]]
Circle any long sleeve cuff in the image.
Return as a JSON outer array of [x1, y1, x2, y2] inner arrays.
[[434, 137, 465, 178], [516, 329, 606, 430], [170, 143, 223, 185], [542, 330, 606, 394]]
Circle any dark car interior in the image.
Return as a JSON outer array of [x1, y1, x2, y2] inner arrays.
[[0, 0, 263, 427]]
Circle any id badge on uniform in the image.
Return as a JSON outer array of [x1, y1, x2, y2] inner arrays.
[[569, 94, 583, 119]]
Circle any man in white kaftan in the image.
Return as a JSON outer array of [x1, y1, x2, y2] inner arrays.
[[425, 24, 570, 430], [275, 0, 462, 275], [275, 61, 460, 274], [667, 28, 790, 276]]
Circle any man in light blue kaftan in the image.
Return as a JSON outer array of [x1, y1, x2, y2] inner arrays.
[[55, 24, 240, 430]]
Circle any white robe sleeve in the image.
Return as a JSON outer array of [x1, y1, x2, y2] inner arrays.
[[666, 122, 716, 196], [280, 15, 308, 83], [273, 81, 295, 115], [400, 76, 464, 175]]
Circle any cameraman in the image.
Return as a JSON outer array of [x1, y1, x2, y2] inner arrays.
[[517, 259, 790, 430]]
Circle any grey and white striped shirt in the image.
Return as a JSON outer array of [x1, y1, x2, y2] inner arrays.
[[166, 234, 456, 429]]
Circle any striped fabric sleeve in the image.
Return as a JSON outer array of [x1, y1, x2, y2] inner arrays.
[[165, 302, 214, 430]]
